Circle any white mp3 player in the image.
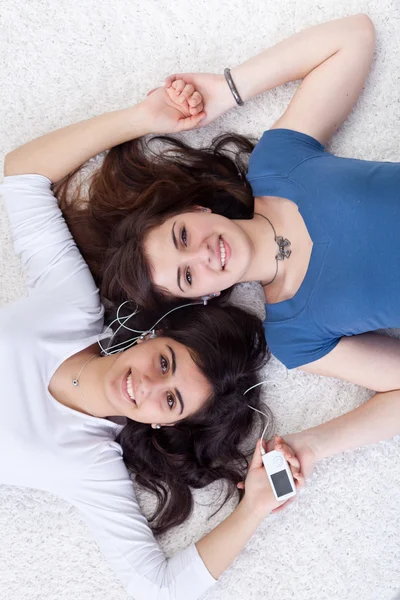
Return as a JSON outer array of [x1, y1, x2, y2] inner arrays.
[[262, 450, 297, 502]]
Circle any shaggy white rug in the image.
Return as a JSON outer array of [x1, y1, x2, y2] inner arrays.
[[1, 1, 399, 599]]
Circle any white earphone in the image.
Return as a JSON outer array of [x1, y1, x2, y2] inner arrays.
[[201, 293, 219, 305]]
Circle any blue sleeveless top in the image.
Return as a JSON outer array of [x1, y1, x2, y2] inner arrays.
[[246, 128, 400, 369]]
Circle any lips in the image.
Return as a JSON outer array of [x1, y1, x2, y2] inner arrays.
[[121, 370, 136, 405], [217, 235, 230, 270], [219, 238, 226, 269]]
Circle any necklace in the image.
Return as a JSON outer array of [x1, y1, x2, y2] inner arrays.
[[72, 353, 99, 417], [254, 212, 292, 287]]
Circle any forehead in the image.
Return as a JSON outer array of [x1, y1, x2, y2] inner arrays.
[[144, 224, 177, 289], [165, 337, 212, 399]]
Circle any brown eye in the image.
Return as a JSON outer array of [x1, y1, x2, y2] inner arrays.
[[181, 226, 188, 247], [167, 392, 176, 410], [185, 267, 192, 286], [160, 355, 168, 374]]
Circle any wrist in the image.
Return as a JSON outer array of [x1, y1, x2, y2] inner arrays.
[[126, 102, 154, 137], [296, 427, 326, 462], [239, 494, 271, 523], [220, 72, 240, 112]]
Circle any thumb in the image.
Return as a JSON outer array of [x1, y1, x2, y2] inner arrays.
[[249, 439, 265, 471], [175, 111, 206, 132]]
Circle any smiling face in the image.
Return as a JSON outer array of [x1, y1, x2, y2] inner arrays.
[[102, 335, 212, 425], [144, 210, 254, 299]]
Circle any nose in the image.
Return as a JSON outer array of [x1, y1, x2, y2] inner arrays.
[[186, 241, 212, 265], [136, 372, 166, 405], [136, 374, 154, 403]]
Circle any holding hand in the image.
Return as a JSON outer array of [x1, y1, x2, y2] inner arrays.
[[269, 433, 318, 481], [142, 79, 205, 134], [165, 72, 236, 127], [239, 437, 305, 519]]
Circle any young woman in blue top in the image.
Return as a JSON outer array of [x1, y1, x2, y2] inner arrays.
[[22, 15, 400, 491]]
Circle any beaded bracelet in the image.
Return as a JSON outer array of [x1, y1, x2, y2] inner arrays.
[[223, 67, 244, 106]]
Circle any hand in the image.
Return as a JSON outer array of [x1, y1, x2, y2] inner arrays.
[[267, 432, 318, 481], [141, 80, 206, 134], [239, 439, 304, 520], [165, 72, 236, 127]]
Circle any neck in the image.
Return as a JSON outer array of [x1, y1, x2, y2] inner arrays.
[[233, 213, 284, 285], [54, 347, 118, 418]]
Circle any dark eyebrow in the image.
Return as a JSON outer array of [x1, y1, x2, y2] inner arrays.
[[167, 345, 176, 375], [175, 388, 184, 416], [167, 344, 184, 415], [172, 221, 178, 249], [172, 221, 184, 292]]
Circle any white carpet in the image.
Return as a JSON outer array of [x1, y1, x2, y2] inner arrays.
[[1, 1, 400, 599]]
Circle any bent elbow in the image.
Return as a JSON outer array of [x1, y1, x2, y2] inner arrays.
[[354, 13, 376, 45], [3, 151, 25, 178], [3, 152, 13, 177]]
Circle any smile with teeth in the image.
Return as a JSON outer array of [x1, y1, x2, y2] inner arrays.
[[126, 372, 136, 404], [219, 237, 226, 269]]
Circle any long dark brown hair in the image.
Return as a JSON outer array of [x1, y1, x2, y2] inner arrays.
[[109, 301, 271, 535], [55, 133, 255, 310]]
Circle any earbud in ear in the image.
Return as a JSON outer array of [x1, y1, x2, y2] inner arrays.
[[139, 330, 156, 340], [201, 293, 219, 305]]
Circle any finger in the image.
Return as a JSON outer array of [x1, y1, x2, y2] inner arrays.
[[171, 79, 186, 96], [176, 111, 206, 132], [188, 90, 203, 107], [294, 472, 305, 487], [274, 435, 285, 447], [274, 438, 300, 469], [264, 436, 277, 453], [284, 451, 300, 471], [165, 73, 187, 88], [178, 83, 195, 103], [248, 439, 264, 471], [189, 102, 204, 116]]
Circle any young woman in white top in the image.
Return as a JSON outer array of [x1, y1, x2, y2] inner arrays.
[[1, 90, 305, 597]]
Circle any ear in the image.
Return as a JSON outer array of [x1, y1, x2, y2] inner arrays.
[[194, 205, 212, 213], [151, 423, 176, 429]]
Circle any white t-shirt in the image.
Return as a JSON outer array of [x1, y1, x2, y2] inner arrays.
[[0, 174, 215, 600]]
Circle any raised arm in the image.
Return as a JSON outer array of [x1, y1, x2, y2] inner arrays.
[[4, 84, 205, 183], [166, 14, 375, 145]]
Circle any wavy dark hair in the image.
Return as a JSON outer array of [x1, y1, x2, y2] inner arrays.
[[55, 133, 255, 310], [107, 301, 271, 535]]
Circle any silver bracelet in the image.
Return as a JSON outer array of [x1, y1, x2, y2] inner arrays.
[[223, 67, 244, 106]]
